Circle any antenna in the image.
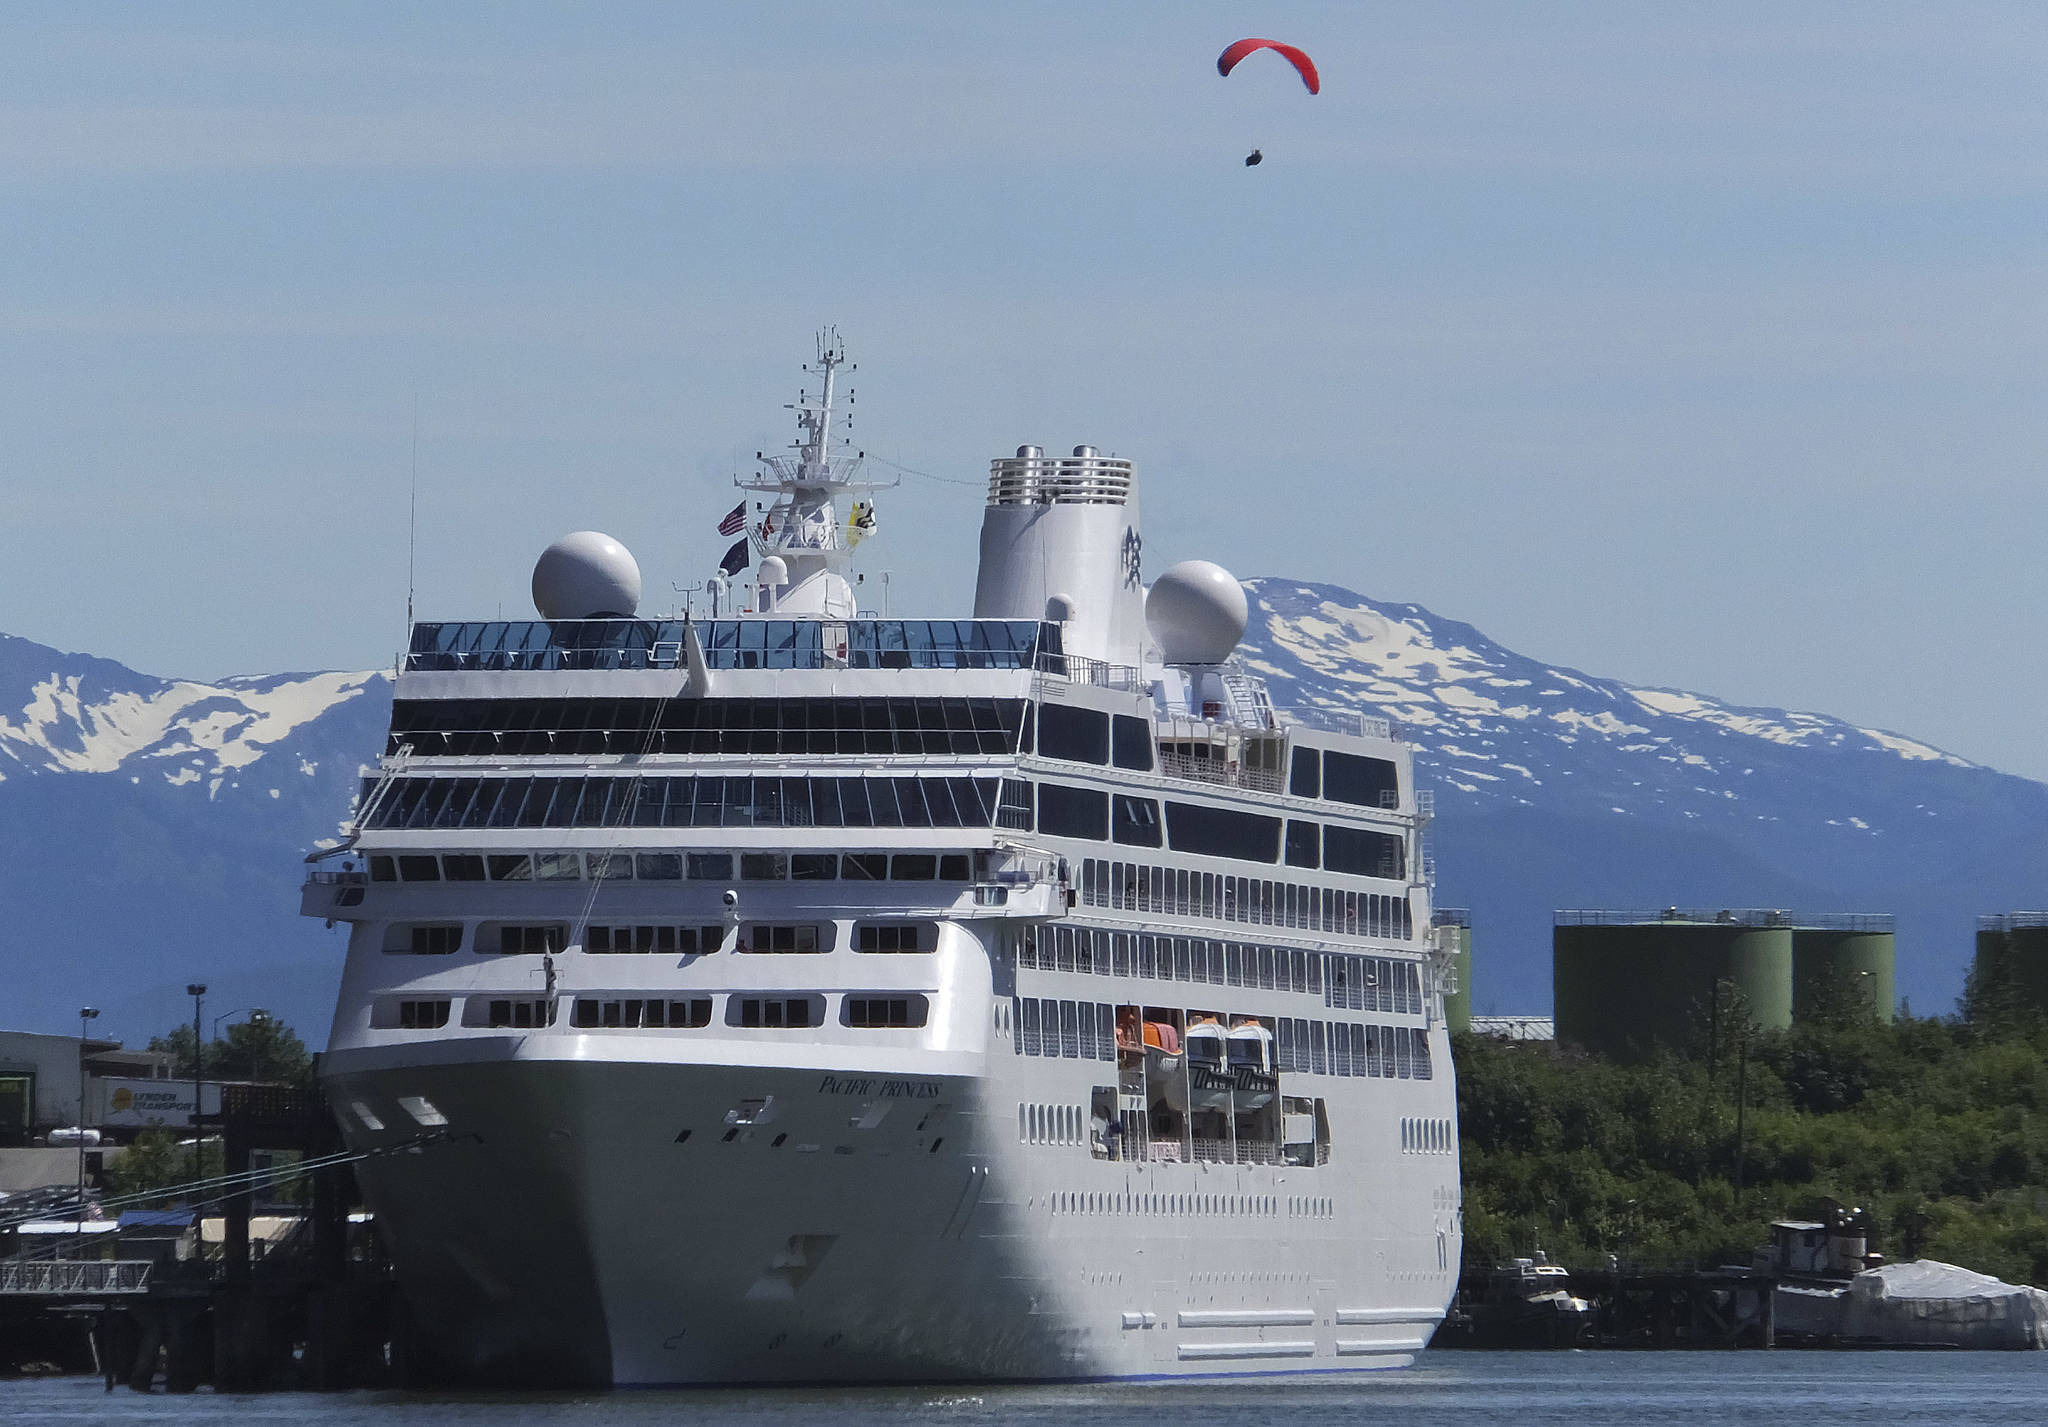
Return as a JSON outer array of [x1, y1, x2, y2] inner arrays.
[[406, 395, 419, 637]]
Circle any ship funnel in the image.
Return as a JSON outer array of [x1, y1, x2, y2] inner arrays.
[[972, 445, 1144, 666]]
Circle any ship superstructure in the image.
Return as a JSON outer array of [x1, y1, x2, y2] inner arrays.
[[307, 336, 1461, 1386]]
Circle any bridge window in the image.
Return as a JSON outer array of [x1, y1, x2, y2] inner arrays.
[[1323, 825, 1406, 880], [997, 779, 1035, 832], [1323, 751, 1399, 809], [571, 997, 713, 1029], [384, 999, 450, 1030], [1284, 820, 1320, 869], [1112, 714, 1154, 772], [844, 995, 928, 1028], [1039, 783, 1109, 841], [482, 998, 555, 1028], [1289, 746, 1321, 799], [856, 923, 929, 953], [480, 923, 567, 954], [734, 996, 819, 1029], [1164, 802, 1280, 863], [585, 924, 722, 955], [738, 923, 824, 954], [1039, 703, 1109, 765], [1112, 794, 1163, 848], [383, 923, 463, 955]]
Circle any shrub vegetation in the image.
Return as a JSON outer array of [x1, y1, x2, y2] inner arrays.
[[1457, 980, 2048, 1286]]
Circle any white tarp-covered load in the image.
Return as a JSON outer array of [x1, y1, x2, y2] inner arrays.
[[1840, 1260, 2048, 1349]]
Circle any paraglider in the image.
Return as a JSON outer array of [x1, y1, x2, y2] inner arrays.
[[1218, 39, 1318, 167], [1216, 38, 1320, 94]]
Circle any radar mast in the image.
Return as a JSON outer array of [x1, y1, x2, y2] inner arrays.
[[734, 329, 896, 616]]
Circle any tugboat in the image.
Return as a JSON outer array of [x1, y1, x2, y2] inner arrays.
[[1435, 1251, 1595, 1349]]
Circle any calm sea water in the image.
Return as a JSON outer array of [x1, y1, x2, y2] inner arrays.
[[2, 1354, 2044, 1427]]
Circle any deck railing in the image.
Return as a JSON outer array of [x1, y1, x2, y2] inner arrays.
[[1556, 908, 1895, 932], [1156, 748, 1286, 795]]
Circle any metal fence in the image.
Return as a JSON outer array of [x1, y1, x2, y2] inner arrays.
[[0, 1259, 153, 1296]]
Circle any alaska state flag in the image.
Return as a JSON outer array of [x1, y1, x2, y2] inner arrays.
[[718, 538, 749, 577], [717, 501, 746, 537]]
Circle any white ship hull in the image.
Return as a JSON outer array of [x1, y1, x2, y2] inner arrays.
[[326, 1036, 1456, 1385]]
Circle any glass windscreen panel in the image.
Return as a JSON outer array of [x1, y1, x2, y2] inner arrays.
[[406, 619, 1059, 672]]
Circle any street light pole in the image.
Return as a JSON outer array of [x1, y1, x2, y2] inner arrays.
[[186, 983, 206, 1189], [76, 1006, 98, 1231]]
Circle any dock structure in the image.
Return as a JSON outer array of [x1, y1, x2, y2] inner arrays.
[[1, 1085, 401, 1391], [1436, 1260, 1778, 1351], [1591, 1267, 1777, 1349]]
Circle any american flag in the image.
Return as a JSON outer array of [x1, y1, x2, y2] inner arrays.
[[717, 501, 746, 537]]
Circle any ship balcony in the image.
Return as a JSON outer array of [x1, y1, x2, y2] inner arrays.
[[303, 869, 368, 921]]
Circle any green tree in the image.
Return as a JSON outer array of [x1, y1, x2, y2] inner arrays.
[[147, 1012, 312, 1086], [213, 1015, 313, 1085], [103, 1127, 222, 1203]]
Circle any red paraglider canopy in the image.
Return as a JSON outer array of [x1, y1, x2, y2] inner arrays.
[[1216, 38, 1320, 95]]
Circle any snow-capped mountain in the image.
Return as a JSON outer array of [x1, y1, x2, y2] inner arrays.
[[1244, 582, 2048, 1015], [4, 585, 2041, 1044], [0, 632, 390, 1046], [0, 633, 382, 789]]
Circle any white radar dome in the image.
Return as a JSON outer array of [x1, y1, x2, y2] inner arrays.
[[531, 531, 642, 619], [1145, 560, 1248, 665]]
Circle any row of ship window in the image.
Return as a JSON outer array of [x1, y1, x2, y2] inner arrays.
[[1009, 996, 1435, 1080], [383, 920, 933, 956], [1015, 782, 1407, 876], [1077, 858, 1416, 938], [359, 775, 1405, 879], [387, 696, 1030, 759], [364, 775, 1004, 833], [1018, 927, 1424, 1014], [406, 617, 1052, 672], [368, 849, 976, 885], [382, 991, 926, 1032], [1035, 1185, 1336, 1220], [382, 699, 1404, 813]]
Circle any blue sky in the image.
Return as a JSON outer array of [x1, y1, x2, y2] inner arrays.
[[3, 3, 2045, 778]]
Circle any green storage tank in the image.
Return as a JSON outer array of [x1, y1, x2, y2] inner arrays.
[[1792, 926, 1896, 1024], [1974, 914, 2048, 1016], [1435, 909, 1471, 1033], [1554, 911, 1795, 1057]]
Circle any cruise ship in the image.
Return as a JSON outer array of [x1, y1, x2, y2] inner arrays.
[[306, 335, 1463, 1386]]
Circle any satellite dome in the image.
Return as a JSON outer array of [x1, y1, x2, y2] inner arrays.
[[1145, 560, 1248, 665], [531, 531, 641, 619]]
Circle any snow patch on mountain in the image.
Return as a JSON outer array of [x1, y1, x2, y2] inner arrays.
[[0, 634, 383, 782], [1241, 580, 1989, 838]]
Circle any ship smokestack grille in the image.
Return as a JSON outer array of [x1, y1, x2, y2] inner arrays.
[[986, 450, 1134, 507]]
